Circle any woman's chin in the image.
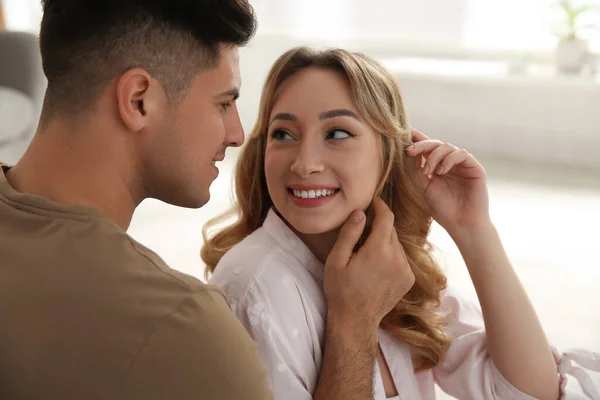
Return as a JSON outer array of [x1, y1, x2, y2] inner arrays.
[[286, 216, 343, 236], [295, 226, 332, 235]]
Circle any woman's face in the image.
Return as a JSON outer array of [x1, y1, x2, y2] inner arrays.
[[264, 67, 383, 234]]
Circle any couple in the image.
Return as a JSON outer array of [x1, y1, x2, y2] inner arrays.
[[0, 1, 598, 400]]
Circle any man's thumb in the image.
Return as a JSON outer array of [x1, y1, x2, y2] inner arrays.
[[326, 210, 366, 269]]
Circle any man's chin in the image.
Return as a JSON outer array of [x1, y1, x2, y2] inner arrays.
[[160, 192, 209, 209]]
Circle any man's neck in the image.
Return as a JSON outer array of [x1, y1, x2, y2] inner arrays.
[[6, 125, 141, 230]]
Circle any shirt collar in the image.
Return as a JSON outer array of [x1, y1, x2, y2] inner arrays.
[[262, 208, 325, 282]]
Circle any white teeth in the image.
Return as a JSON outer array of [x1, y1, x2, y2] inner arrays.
[[292, 189, 337, 199]]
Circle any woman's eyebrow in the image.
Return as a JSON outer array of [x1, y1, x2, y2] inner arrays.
[[319, 109, 360, 121], [270, 109, 360, 124], [270, 113, 297, 124]]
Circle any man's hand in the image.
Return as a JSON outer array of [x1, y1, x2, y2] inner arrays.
[[324, 197, 415, 329], [314, 198, 415, 400]]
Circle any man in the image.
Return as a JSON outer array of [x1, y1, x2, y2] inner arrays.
[[0, 0, 411, 399], [0, 1, 272, 398]]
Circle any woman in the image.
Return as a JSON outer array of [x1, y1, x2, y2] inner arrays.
[[202, 47, 600, 400]]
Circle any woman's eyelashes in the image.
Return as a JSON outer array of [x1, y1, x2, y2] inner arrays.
[[270, 127, 356, 141], [326, 128, 355, 140], [271, 128, 294, 140]]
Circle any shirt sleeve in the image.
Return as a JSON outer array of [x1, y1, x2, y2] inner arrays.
[[432, 286, 541, 400], [552, 347, 600, 400], [228, 275, 319, 400], [118, 289, 273, 400]]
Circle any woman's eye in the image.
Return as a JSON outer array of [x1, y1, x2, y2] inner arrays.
[[326, 129, 354, 140], [271, 129, 294, 140], [220, 102, 232, 112]]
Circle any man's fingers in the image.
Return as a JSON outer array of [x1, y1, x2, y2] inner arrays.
[[362, 198, 395, 250], [326, 210, 366, 269]]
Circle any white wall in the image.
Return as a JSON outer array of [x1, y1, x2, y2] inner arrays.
[[3, 0, 599, 169], [243, 0, 600, 170], [5, 0, 600, 50], [254, 0, 468, 45], [254, 0, 600, 51], [1, 0, 41, 32]]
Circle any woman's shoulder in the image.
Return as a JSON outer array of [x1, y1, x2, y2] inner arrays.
[[208, 226, 298, 304]]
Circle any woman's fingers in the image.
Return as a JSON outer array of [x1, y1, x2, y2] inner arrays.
[[421, 143, 458, 175], [405, 139, 444, 157], [411, 152, 431, 190], [436, 148, 481, 175], [404, 132, 483, 179], [410, 128, 430, 143]]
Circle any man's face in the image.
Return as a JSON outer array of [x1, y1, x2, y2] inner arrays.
[[142, 45, 244, 208]]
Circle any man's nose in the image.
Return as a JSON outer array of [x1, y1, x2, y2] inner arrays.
[[225, 107, 245, 148]]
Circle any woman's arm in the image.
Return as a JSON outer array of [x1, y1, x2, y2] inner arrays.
[[452, 223, 559, 400], [406, 129, 559, 400]]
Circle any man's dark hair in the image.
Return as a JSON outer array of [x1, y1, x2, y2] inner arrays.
[[39, 0, 256, 120]]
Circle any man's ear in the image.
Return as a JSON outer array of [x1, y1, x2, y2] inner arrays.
[[116, 68, 163, 132]]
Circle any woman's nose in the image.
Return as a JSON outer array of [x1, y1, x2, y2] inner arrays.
[[290, 140, 325, 178]]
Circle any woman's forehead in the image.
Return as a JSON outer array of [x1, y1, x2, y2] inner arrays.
[[269, 69, 359, 121]]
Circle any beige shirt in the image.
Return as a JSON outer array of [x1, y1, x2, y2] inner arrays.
[[0, 164, 272, 400]]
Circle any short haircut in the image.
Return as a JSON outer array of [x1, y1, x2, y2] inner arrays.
[[39, 0, 256, 120]]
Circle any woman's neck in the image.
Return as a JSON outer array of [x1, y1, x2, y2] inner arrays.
[[294, 228, 340, 265]]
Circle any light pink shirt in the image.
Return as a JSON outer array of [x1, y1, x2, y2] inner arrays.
[[210, 209, 600, 400]]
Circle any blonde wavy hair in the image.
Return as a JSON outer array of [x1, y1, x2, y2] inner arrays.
[[201, 47, 451, 371]]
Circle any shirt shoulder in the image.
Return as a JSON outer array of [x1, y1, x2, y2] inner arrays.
[[119, 289, 273, 400], [209, 226, 299, 304], [80, 215, 208, 294]]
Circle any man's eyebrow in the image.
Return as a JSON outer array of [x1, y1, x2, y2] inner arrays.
[[216, 88, 240, 100], [319, 109, 360, 120], [270, 113, 297, 124]]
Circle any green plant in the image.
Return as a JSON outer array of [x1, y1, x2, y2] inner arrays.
[[555, 0, 600, 40]]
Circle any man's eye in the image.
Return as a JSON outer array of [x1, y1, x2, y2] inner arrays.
[[271, 129, 293, 140], [326, 129, 354, 140], [220, 103, 232, 112]]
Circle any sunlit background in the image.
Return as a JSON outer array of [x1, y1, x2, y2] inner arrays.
[[1, 1, 599, 398]]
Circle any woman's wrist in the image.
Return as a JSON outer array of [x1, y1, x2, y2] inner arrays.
[[446, 217, 497, 248], [449, 223, 506, 271]]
